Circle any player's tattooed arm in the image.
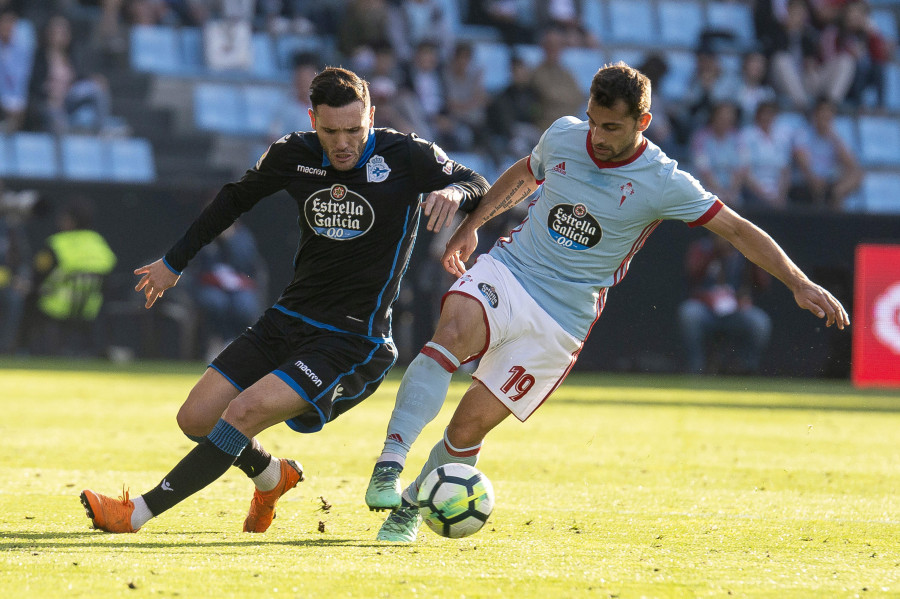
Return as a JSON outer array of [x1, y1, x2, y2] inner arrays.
[[480, 177, 532, 224], [441, 158, 537, 276]]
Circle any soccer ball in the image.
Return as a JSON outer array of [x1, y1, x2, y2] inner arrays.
[[416, 463, 494, 539]]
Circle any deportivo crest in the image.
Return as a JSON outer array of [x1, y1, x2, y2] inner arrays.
[[433, 144, 454, 174], [478, 282, 499, 308], [547, 203, 602, 250], [304, 184, 375, 240], [366, 154, 391, 182]]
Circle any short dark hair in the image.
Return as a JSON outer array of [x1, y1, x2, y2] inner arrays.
[[589, 62, 651, 119], [309, 67, 370, 110]]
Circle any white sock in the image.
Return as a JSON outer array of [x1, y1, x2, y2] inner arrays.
[[404, 428, 481, 505], [131, 495, 153, 530], [379, 343, 459, 464], [251, 457, 282, 491]]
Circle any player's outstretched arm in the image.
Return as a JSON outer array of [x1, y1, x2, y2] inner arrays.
[[703, 205, 849, 329], [134, 259, 181, 309], [441, 157, 537, 277]]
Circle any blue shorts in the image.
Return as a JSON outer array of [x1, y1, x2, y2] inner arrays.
[[211, 306, 398, 433]]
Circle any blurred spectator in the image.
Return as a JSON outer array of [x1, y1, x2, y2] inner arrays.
[[367, 41, 404, 83], [792, 97, 863, 210], [443, 42, 488, 150], [370, 75, 419, 133], [187, 221, 264, 360], [734, 50, 777, 127], [678, 232, 772, 375], [691, 102, 746, 208], [0, 9, 34, 132], [401, 40, 462, 149], [392, 0, 454, 64], [767, 0, 855, 110], [485, 54, 541, 160], [529, 27, 584, 130], [202, 0, 254, 72], [681, 49, 739, 135], [338, 0, 394, 69], [638, 53, 681, 156], [467, 0, 536, 46], [19, 198, 116, 356], [268, 52, 317, 138], [738, 100, 793, 209], [536, 0, 600, 48], [833, 0, 893, 109], [0, 190, 33, 354], [27, 14, 118, 135]]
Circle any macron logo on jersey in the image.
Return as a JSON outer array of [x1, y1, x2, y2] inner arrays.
[[552, 162, 567, 175]]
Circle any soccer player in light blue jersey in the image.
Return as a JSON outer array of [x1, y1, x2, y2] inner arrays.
[[368, 62, 850, 541]]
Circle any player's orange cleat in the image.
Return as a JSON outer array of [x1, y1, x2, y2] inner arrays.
[[80, 487, 139, 533], [243, 459, 304, 533]]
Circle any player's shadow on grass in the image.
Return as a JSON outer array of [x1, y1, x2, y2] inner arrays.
[[555, 396, 900, 413], [0, 531, 393, 549]]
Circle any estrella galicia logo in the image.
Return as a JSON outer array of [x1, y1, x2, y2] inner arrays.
[[304, 184, 375, 240], [478, 282, 499, 308], [366, 154, 391, 183], [547, 203, 602, 250]]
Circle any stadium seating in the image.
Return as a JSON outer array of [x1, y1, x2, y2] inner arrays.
[[861, 172, 900, 213], [0, 135, 11, 177], [242, 85, 288, 137], [871, 8, 898, 45], [658, 50, 695, 101], [251, 33, 279, 79], [581, 0, 605, 41], [705, 1, 755, 49], [179, 27, 205, 76], [472, 42, 512, 92], [130, 25, 181, 75], [60, 135, 108, 181], [561, 48, 606, 95], [12, 132, 58, 179], [194, 83, 247, 135], [607, 0, 658, 46], [108, 137, 156, 183], [658, 0, 705, 49], [858, 115, 900, 166]]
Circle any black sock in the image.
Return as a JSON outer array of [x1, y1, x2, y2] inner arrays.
[[142, 441, 237, 516], [233, 437, 272, 478], [143, 419, 249, 517]]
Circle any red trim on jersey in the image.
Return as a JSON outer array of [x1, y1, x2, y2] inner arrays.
[[420, 345, 458, 373], [526, 155, 545, 184], [688, 199, 724, 228], [613, 220, 661, 285], [586, 134, 648, 169], [495, 196, 537, 249], [582, 287, 609, 343], [440, 290, 491, 363]]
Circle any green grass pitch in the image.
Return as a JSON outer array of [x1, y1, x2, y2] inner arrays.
[[1, 358, 899, 598]]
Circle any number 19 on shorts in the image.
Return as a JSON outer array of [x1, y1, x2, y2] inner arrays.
[[501, 366, 535, 401]]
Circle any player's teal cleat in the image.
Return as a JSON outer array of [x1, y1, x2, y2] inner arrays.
[[376, 503, 422, 542], [365, 463, 403, 511]]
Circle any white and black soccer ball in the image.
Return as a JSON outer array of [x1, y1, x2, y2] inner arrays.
[[416, 463, 494, 539]]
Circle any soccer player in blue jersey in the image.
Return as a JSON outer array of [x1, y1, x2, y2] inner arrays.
[[368, 62, 849, 541], [78, 67, 489, 534]]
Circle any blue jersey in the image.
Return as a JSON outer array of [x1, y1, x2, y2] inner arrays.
[[490, 117, 722, 340]]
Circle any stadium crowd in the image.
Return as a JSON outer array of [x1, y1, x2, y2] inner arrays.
[[0, 0, 895, 367]]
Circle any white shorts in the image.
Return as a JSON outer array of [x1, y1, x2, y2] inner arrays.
[[445, 254, 582, 421]]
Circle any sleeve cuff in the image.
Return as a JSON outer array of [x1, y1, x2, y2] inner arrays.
[[162, 257, 182, 275]]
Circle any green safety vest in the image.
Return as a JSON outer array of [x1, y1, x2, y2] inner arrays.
[[38, 230, 117, 321]]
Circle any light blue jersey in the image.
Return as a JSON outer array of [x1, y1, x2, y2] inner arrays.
[[490, 116, 722, 340]]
